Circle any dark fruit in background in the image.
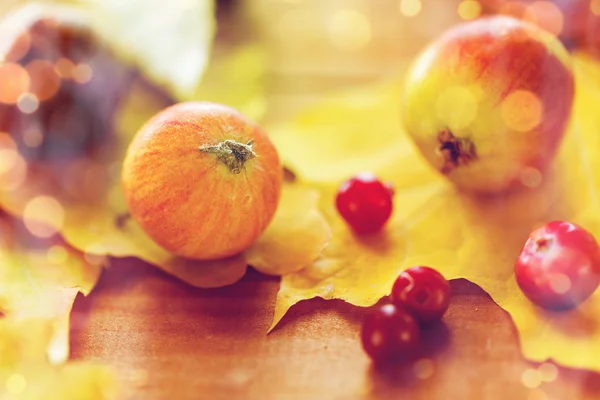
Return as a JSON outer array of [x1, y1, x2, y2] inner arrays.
[[0, 5, 135, 163]]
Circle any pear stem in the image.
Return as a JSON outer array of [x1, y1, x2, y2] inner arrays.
[[199, 139, 256, 174], [437, 130, 476, 174]]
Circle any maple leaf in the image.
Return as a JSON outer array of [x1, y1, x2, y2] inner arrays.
[[269, 52, 600, 372], [0, 318, 117, 399], [0, 4, 330, 287], [0, 212, 102, 365]]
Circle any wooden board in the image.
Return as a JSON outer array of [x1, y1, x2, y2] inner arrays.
[[70, 2, 600, 398], [70, 259, 600, 400]]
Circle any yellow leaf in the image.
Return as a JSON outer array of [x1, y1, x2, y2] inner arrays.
[[269, 75, 421, 185], [246, 184, 331, 276], [0, 213, 102, 365], [0, 4, 328, 287], [0, 318, 117, 400], [269, 52, 600, 372]]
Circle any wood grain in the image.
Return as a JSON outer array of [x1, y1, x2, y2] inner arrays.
[[70, 259, 600, 400], [70, 2, 600, 399]]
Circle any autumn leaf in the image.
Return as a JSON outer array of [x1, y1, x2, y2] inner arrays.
[[54, 72, 329, 286], [0, 5, 329, 288], [269, 52, 600, 372], [0, 317, 117, 399], [0, 212, 103, 365], [245, 184, 331, 276]]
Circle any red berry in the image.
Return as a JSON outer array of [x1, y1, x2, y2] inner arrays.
[[391, 266, 451, 325], [335, 172, 393, 234], [360, 303, 420, 363], [515, 221, 600, 310]]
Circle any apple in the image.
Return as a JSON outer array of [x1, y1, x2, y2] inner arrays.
[[401, 16, 575, 194]]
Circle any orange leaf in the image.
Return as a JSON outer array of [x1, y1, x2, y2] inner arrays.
[[269, 52, 600, 372]]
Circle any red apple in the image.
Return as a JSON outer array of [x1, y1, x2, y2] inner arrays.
[[402, 16, 575, 194]]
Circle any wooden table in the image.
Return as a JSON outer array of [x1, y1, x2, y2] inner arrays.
[[70, 1, 600, 398], [70, 259, 600, 400]]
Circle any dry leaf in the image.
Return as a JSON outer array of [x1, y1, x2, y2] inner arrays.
[[0, 213, 102, 365], [0, 317, 117, 399], [0, 7, 328, 288], [246, 184, 331, 276], [269, 52, 600, 372]]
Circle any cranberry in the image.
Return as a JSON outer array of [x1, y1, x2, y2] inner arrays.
[[515, 221, 600, 310], [360, 303, 420, 363], [335, 172, 394, 234], [391, 266, 451, 325]]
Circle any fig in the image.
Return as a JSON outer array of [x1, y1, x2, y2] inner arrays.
[[402, 16, 575, 194]]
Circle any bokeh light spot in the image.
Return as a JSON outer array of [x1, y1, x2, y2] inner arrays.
[[501, 90, 543, 132], [521, 368, 542, 389], [436, 86, 478, 131], [0, 150, 26, 191], [26, 59, 60, 101], [23, 196, 65, 238], [458, 0, 482, 20], [328, 9, 371, 51], [0, 148, 18, 176], [592, 0, 600, 16], [5, 374, 26, 395], [0, 133, 17, 175], [17, 93, 39, 114], [73, 63, 93, 84], [23, 128, 43, 148], [0, 63, 29, 104], [399, 0, 422, 17], [499, 2, 528, 19], [0, 133, 16, 150], [524, 1, 564, 36], [54, 58, 75, 78], [84, 251, 107, 267], [538, 362, 558, 382], [413, 358, 435, 379], [549, 273, 571, 294], [47, 245, 69, 265]]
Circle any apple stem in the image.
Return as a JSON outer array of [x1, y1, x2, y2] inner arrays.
[[199, 139, 256, 174], [437, 130, 476, 174]]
